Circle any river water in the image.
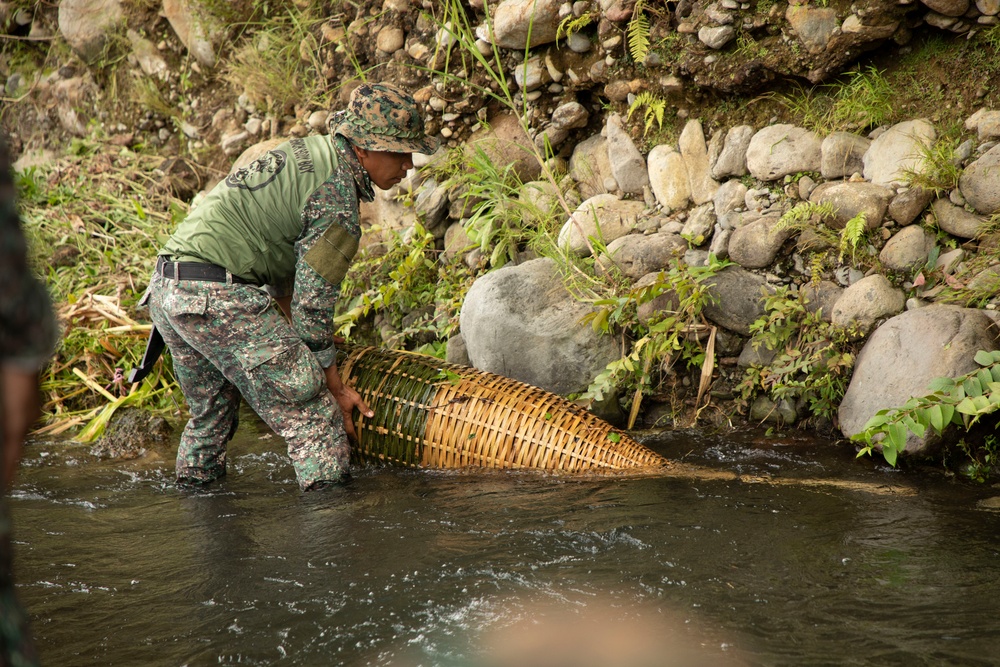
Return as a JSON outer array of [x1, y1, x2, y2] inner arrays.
[[11, 416, 1000, 666]]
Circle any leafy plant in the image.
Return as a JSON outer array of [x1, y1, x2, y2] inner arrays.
[[557, 12, 594, 44], [902, 135, 964, 195], [736, 286, 857, 423], [582, 255, 732, 427], [336, 222, 475, 352], [853, 350, 1000, 467], [627, 91, 667, 136]]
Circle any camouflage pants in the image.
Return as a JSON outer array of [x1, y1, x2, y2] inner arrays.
[[147, 271, 349, 489]]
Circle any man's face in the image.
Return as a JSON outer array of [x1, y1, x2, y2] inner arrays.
[[355, 148, 414, 190]]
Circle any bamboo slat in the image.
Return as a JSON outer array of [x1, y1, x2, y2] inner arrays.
[[338, 345, 670, 474]]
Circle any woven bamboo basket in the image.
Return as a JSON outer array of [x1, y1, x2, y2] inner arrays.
[[337, 344, 670, 474]]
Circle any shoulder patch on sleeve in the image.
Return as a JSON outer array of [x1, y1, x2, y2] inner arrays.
[[303, 224, 359, 285]]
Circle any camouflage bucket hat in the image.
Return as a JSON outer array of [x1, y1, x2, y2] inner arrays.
[[334, 82, 439, 155]]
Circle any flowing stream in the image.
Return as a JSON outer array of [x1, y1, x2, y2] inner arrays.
[[11, 416, 1000, 666]]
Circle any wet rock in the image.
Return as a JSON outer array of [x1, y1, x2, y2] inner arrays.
[[750, 395, 798, 425], [91, 408, 173, 460]]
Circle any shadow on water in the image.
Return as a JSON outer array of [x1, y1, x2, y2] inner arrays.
[[10, 416, 1000, 666]]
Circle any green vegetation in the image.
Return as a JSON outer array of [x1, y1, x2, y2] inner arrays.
[[774, 66, 897, 133], [582, 255, 731, 428], [737, 287, 857, 424], [853, 350, 1000, 468], [627, 91, 667, 136], [627, 0, 651, 64], [17, 140, 186, 437]]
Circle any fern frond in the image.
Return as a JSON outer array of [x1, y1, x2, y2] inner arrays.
[[627, 91, 666, 136], [628, 3, 650, 63], [557, 14, 593, 43], [839, 212, 868, 260]]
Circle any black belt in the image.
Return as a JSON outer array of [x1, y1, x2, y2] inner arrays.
[[156, 256, 256, 285]]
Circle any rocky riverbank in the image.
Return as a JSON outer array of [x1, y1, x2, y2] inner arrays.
[[5, 0, 1000, 471]]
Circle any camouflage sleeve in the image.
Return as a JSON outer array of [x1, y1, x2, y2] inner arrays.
[[0, 141, 57, 371], [293, 170, 362, 368]]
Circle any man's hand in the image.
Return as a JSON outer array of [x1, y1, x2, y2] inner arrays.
[[324, 362, 373, 442]]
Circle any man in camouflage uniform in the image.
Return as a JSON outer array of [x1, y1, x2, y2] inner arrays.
[[146, 82, 438, 490], [1, 135, 56, 666]]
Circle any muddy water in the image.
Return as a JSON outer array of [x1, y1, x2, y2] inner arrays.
[[10, 417, 1000, 666]]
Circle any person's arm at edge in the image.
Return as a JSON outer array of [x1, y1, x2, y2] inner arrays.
[[1, 365, 39, 492]]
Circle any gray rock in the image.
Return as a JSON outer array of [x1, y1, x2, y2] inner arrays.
[[558, 194, 644, 256], [679, 119, 720, 205], [489, 0, 563, 48], [808, 181, 894, 230], [862, 119, 937, 187], [606, 114, 649, 193], [514, 56, 547, 91], [931, 198, 987, 238], [708, 224, 733, 259], [728, 213, 794, 269], [958, 143, 1000, 214], [698, 24, 735, 49], [59, 0, 123, 62], [702, 266, 775, 335], [551, 101, 589, 131], [746, 124, 823, 182], [570, 133, 614, 200], [965, 108, 1000, 141], [600, 232, 687, 281], [839, 305, 1000, 455], [713, 179, 747, 219], [445, 332, 471, 366], [750, 395, 799, 425], [922, 0, 970, 16], [414, 178, 450, 229], [831, 274, 905, 333], [786, 4, 838, 54], [681, 203, 716, 245], [820, 131, 871, 180], [127, 29, 169, 80], [443, 222, 476, 261], [800, 280, 843, 322], [460, 257, 620, 395], [879, 225, 936, 272], [888, 187, 935, 225], [647, 144, 690, 212], [711, 125, 754, 179], [376, 26, 405, 52], [163, 0, 219, 67]]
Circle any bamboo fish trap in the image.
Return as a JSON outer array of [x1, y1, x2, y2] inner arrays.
[[338, 344, 670, 475]]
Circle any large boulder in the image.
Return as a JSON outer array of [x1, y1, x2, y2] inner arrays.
[[839, 305, 1000, 455], [702, 265, 775, 336], [460, 257, 620, 395], [808, 181, 894, 229], [745, 124, 822, 182], [558, 194, 645, 256], [486, 0, 562, 49]]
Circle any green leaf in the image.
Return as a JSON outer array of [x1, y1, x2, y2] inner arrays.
[[883, 443, 898, 467], [927, 377, 956, 392], [940, 403, 956, 426], [607, 432, 621, 443], [963, 376, 984, 398], [928, 404, 945, 433], [975, 350, 995, 366], [956, 396, 979, 415]]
